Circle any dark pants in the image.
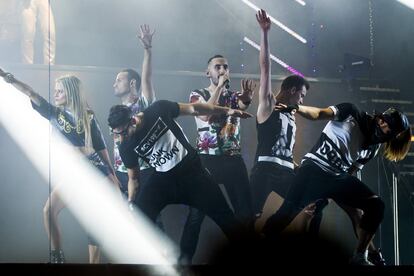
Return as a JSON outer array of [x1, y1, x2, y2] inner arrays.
[[250, 161, 326, 238], [116, 168, 164, 231], [263, 160, 384, 237], [136, 156, 242, 252], [179, 155, 253, 263]]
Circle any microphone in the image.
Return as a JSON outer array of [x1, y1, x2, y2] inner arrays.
[[224, 79, 230, 89]]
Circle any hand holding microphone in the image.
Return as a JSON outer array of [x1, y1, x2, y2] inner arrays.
[[218, 74, 230, 89], [224, 79, 230, 89]]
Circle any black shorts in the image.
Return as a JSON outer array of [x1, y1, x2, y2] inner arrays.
[[250, 161, 295, 216]]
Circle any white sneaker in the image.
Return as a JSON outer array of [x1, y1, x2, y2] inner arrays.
[[349, 252, 374, 266]]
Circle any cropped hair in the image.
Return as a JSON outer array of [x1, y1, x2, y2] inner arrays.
[[108, 104, 132, 129]]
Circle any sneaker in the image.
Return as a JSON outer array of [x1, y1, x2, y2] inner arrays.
[[349, 252, 374, 266], [368, 248, 386, 266], [50, 249, 65, 264], [178, 253, 192, 265]]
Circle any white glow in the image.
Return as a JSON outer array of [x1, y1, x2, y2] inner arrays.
[[241, 0, 307, 43], [243, 36, 304, 77], [295, 0, 306, 6], [0, 79, 178, 275], [397, 0, 414, 10]]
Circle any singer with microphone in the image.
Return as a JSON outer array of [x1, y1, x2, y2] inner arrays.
[[178, 54, 255, 264]]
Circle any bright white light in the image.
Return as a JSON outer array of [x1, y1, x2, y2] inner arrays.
[[295, 0, 306, 6], [397, 0, 414, 10], [243, 36, 305, 77], [0, 79, 178, 275], [241, 0, 307, 43]]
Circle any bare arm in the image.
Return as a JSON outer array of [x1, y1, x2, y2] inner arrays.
[[256, 9, 274, 124], [179, 102, 253, 119], [274, 103, 334, 121], [296, 105, 335, 120], [139, 24, 156, 104], [127, 166, 140, 203], [0, 68, 42, 105]]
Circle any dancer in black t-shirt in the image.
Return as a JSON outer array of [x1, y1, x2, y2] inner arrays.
[[263, 102, 412, 265], [107, 98, 253, 245]]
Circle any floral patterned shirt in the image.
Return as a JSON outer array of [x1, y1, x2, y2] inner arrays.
[[189, 88, 241, 156], [113, 95, 155, 172]]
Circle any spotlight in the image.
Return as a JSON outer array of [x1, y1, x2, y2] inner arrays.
[[397, 0, 414, 10], [294, 0, 307, 6], [241, 0, 307, 43], [243, 36, 305, 77], [0, 79, 179, 275]]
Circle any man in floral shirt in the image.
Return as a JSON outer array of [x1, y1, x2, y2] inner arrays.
[[178, 55, 255, 264]]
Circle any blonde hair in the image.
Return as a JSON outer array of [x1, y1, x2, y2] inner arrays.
[[383, 128, 412, 161], [56, 75, 93, 152]]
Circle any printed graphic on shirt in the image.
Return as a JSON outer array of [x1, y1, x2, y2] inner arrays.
[[312, 133, 349, 172], [190, 88, 241, 156], [271, 114, 295, 159], [136, 117, 188, 172], [56, 112, 84, 134], [304, 104, 379, 174], [256, 111, 296, 169], [114, 96, 152, 172]]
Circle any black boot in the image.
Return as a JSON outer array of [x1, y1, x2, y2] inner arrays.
[[368, 248, 386, 266]]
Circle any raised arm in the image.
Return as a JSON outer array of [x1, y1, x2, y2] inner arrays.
[[0, 68, 42, 105], [256, 9, 273, 124], [138, 24, 156, 104], [179, 102, 253, 119]]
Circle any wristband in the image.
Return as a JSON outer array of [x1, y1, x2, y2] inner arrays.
[[282, 104, 299, 113], [4, 73, 15, 83]]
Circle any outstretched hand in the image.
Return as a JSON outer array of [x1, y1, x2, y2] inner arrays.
[[274, 103, 287, 110], [227, 109, 253, 119], [237, 79, 256, 103], [256, 9, 271, 31], [274, 103, 298, 115], [138, 24, 155, 49]]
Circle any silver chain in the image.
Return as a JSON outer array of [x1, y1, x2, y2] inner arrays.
[[368, 0, 375, 66]]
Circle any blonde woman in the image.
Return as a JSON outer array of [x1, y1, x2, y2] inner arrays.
[[0, 69, 119, 263]]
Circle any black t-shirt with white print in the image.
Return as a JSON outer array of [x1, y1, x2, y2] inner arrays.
[[119, 100, 197, 172], [31, 96, 106, 151], [255, 110, 296, 170], [303, 103, 380, 174]]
